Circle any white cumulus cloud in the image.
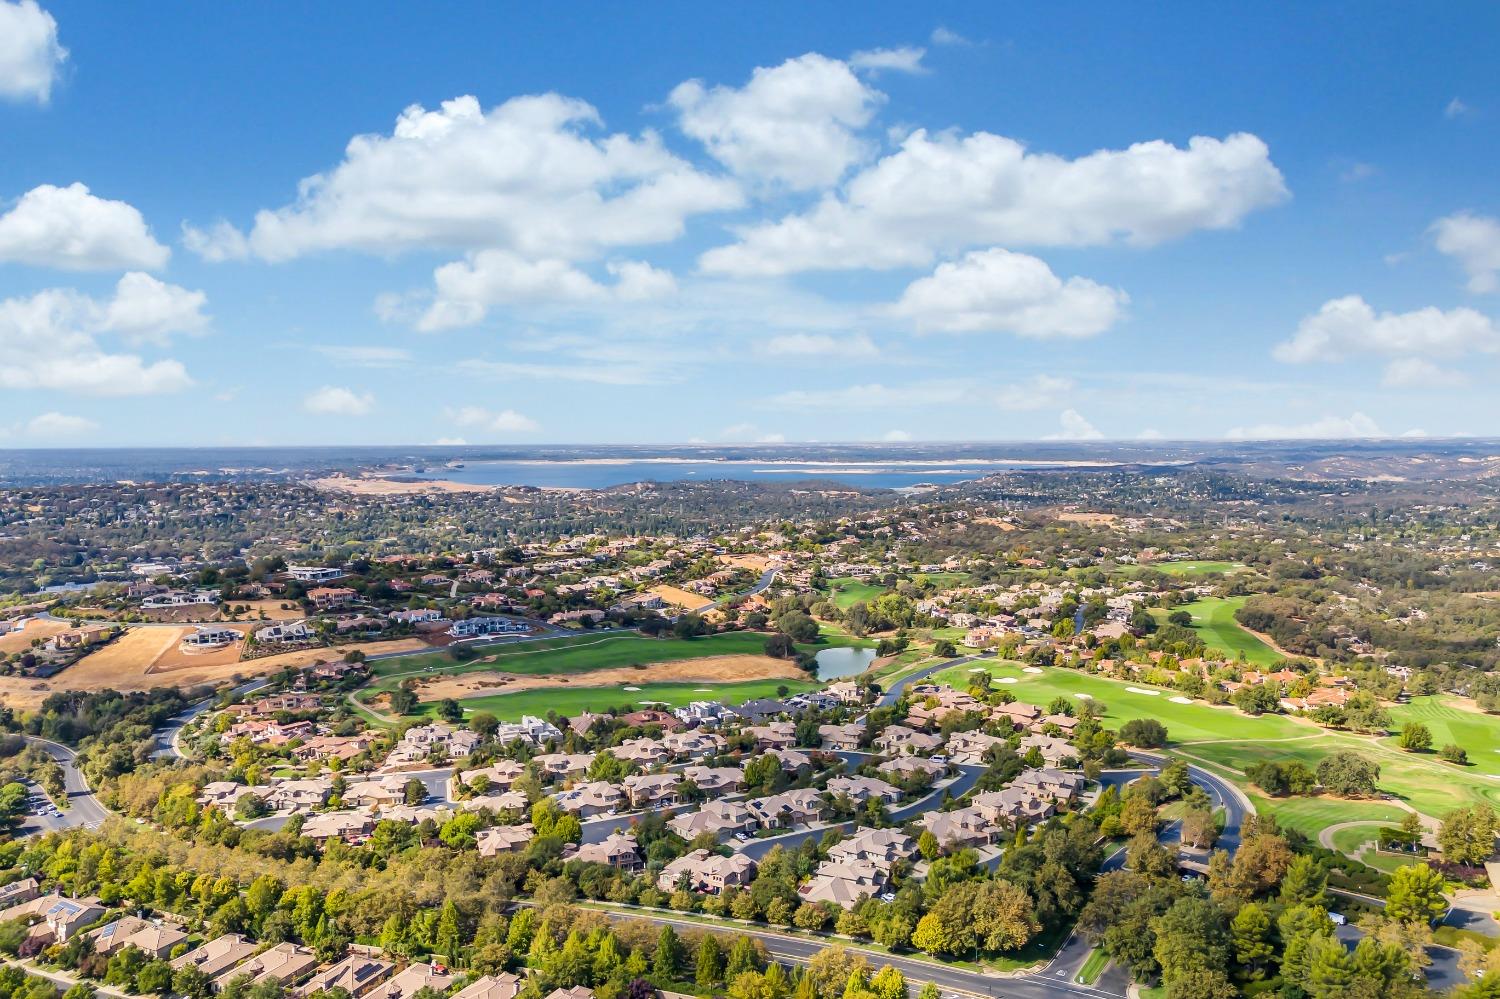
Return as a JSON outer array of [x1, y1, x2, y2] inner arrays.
[[992, 374, 1075, 411], [1045, 409, 1104, 440], [303, 386, 374, 416], [1226, 412, 1383, 440], [670, 53, 882, 190], [889, 249, 1126, 337], [0, 183, 169, 271], [849, 47, 926, 75], [0, 275, 200, 396], [186, 93, 741, 263], [447, 405, 539, 434], [0, 0, 66, 104], [882, 429, 913, 442], [417, 252, 677, 330], [1274, 295, 1500, 363], [1381, 357, 1467, 388], [701, 130, 1287, 276], [758, 332, 879, 358], [1431, 212, 1500, 293], [26, 411, 96, 437]]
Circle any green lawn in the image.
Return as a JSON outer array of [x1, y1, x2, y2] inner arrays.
[[932, 661, 1307, 744], [1385, 695, 1500, 756], [1077, 947, 1110, 986], [1152, 561, 1246, 576], [1261, 797, 1407, 842], [827, 577, 888, 610], [1163, 595, 1281, 666], [414, 678, 820, 721], [369, 632, 781, 688]]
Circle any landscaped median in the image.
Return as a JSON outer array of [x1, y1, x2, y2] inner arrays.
[[532, 897, 1068, 980]]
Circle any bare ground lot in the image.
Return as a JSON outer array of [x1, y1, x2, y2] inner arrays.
[[0, 629, 429, 709], [648, 585, 709, 610], [1054, 512, 1119, 525], [0, 618, 73, 655], [409, 654, 805, 702]]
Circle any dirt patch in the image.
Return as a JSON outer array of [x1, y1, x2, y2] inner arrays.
[[221, 599, 305, 622], [306, 475, 494, 495], [0, 630, 430, 710], [412, 654, 806, 702], [720, 554, 770, 571], [649, 585, 708, 610], [0, 618, 73, 655], [1054, 512, 1118, 525], [974, 517, 1019, 531]]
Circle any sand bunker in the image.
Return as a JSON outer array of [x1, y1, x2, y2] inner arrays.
[[998, 677, 1018, 685], [1170, 696, 1194, 704], [411, 654, 805, 702], [1126, 687, 1161, 696], [1022, 666, 1042, 674], [1074, 693, 1093, 700]]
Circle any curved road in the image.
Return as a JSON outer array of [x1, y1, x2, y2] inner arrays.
[[19, 736, 109, 831], [877, 652, 995, 708]]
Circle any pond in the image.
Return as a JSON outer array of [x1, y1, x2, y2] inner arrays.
[[814, 646, 878, 680]]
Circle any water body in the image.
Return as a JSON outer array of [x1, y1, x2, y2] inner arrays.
[[814, 646, 878, 680], [409, 459, 1020, 490]]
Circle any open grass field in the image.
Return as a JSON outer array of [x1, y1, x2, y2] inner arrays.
[[932, 660, 1307, 743], [827, 577, 887, 610], [1159, 595, 1281, 666], [413, 677, 820, 721], [369, 632, 777, 682], [1385, 695, 1500, 756], [1150, 561, 1246, 576], [929, 660, 1500, 822], [1260, 796, 1407, 841]]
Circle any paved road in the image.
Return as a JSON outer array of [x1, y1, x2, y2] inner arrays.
[[579, 906, 1128, 999], [691, 569, 779, 615], [877, 652, 995, 708], [735, 765, 987, 861], [20, 736, 109, 831], [153, 677, 273, 760]]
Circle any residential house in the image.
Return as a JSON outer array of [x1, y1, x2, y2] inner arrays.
[[824, 775, 901, 806], [300, 810, 376, 845], [817, 723, 864, 751], [552, 781, 625, 818], [874, 725, 943, 757], [571, 832, 643, 873], [667, 801, 757, 840], [368, 963, 453, 999], [452, 975, 524, 999], [657, 850, 757, 894], [746, 788, 824, 830], [216, 942, 318, 989], [0, 894, 105, 942], [621, 773, 681, 809], [743, 723, 796, 751], [680, 765, 744, 794], [477, 824, 535, 857], [171, 933, 258, 979], [88, 916, 188, 958], [297, 955, 394, 997], [944, 730, 1007, 765]]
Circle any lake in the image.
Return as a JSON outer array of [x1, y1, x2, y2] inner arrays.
[[406, 459, 1055, 490], [814, 646, 878, 680]]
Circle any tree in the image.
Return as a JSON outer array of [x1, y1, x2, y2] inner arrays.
[[1443, 743, 1471, 765], [1150, 897, 1230, 989], [389, 688, 418, 715], [653, 926, 684, 982], [1398, 722, 1432, 752], [1439, 806, 1499, 866], [1385, 864, 1448, 925], [1119, 719, 1168, 748], [695, 936, 724, 989], [1230, 902, 1273, 974], [1278, 854, 1328, 908], [404, 778, 428, 805], [1315, 751, 1380, 797]]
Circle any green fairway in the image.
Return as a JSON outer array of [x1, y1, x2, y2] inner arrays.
[[933, 661, 1308, 743], [1261, 797, 1407, 842], [1151, 561, 1246, 576], [1385, 696, 1500, 757], [1163, 595, 1281, 666], [414, 678, 820, 721], [370, 631, 778, 685], [827, 576, 887, 610]]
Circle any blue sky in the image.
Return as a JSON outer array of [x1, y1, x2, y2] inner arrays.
[[1, 1, 1498, 447]]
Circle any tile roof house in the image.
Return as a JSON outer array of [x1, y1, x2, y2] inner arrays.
[[746, 788, 824, 830], [477, 824, 535, 857], [621, 772, 682, 809], [296, 955, 394, 997], [874, 725, 943, 757], [216, 942, 319, 989], [171, 933, 259, 978], [551, 781, 625, 818], [816, 723, 865, 751], [657, 850, 757, 894], [571, 832, 643, 873], [680, 765, 744, 794], [824, 776, 902, 805], [827, 828, 916, 868], [944, 730, 1008, 765], [667, 800, 757, 840], [452, 974, 524, 999], [0, 893, 105, 942], [368, 964, 454, 999], [87, 915, 188, 958]]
